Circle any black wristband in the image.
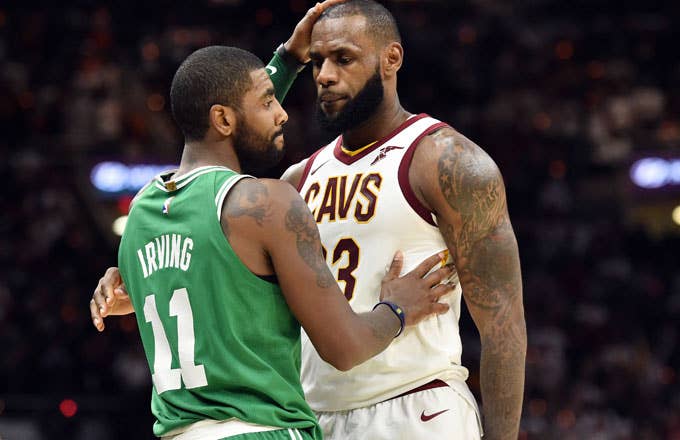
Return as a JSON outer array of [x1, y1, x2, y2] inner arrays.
[[275, 43, 307, 73], [373, 301, 406, 338]]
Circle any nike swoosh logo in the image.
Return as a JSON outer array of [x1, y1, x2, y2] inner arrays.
[[265, 65, 277, 75], [420, 409, 449, 422], [310, 159, 331, 175]]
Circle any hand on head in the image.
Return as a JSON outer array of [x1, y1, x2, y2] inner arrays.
[[284, 0, 346, 63]]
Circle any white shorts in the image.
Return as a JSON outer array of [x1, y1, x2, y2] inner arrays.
[[315, 380, 482, 440]]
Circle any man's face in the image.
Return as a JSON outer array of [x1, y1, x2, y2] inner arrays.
[[310, 15, 385, 134], [233, 69, 288, 173]]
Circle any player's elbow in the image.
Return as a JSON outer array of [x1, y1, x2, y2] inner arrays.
[[315, 335, 368, 371], [317, 347, 358, 372]]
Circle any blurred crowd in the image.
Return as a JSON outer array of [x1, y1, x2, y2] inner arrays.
[[1, 1, 679, 439]]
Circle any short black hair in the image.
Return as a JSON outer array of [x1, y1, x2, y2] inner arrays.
[[170, 46, 264, 141], [318, 0, 401, 46]]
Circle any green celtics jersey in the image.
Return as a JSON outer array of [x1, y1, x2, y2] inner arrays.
[[118, 166, 320, 438]]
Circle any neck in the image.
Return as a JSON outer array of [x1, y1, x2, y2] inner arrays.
[[341, 98, 411, 150], [175, 139, 241, 176]]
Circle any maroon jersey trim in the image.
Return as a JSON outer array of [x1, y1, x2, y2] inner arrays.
[[398, 121, 450, 227], [296, 146, 326, 192], [333, 113, 430, 165], [383, 379, 449, 403]]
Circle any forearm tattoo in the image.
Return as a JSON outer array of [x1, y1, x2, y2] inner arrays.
[[285, 198, 335, 289]]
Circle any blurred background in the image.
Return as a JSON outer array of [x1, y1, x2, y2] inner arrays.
[[1, 0, 679, 438]]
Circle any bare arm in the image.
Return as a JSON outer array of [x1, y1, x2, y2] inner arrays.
[[223, 178, 452, 371], [412, 128, 527, 439]]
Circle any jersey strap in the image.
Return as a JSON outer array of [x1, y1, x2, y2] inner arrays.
[[397, 121, 450, 226]]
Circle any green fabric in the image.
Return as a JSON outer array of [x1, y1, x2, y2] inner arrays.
[[119, 167, 320, 438], [266, 52, 302, 104]]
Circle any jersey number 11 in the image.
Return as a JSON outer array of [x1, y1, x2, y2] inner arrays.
[[143, 288, 208, 394]]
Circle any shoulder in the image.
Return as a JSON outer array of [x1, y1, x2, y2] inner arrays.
[[409, 126, 506, 220], [280, 158, 309, 188], [223, 178, 303, 225], [413, 127, 503, 193], [221, 177, 314, 252]]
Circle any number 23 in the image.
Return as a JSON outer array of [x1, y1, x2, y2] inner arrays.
[[321, 238, 359, 301]]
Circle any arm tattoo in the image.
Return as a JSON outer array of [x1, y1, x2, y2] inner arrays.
[[284, 198, 335, 289], [435, 129, 513, 310], [434, 129, 526, 439], [225, 179, 271, 226]]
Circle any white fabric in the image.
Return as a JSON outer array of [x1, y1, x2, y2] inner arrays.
[[162, 418, 284, 440], [315, 380, 482, 440], [298, 114, 473, 413]]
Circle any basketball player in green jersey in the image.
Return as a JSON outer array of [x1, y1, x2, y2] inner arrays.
[[92, 3, 456, 439]]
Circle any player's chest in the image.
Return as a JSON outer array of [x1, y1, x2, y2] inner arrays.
[[300, 161, 405, 227]]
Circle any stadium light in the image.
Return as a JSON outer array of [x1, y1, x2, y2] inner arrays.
[[91, 162, 177, 193], [673, 206, 680, 226], [630, 157, 680, 189]]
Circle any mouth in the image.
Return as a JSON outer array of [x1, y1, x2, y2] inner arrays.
[[272, 130, 284, 141], [319, 92, 347, 104]]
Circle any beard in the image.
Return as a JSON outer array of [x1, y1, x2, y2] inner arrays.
[[233, 116, 284, 175], [315, 69, 384, 136]]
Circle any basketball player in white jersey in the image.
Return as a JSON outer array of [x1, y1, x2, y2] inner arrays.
[[277, 2, 527, 439], [90, 1, 526, 439]]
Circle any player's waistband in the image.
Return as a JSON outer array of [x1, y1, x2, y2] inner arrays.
[[382, 379, 449, 403], [162, 418, 298, 440]]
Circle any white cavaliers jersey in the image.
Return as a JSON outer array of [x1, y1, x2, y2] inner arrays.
[[297, 114, 471, 412]]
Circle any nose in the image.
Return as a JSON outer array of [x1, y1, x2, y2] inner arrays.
[[274, 99, 288, 126], [316, 59, 337, 87]]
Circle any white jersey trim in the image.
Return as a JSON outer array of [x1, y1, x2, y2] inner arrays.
[[153, 166, 235, 193], [215, 175, 254, 220], [162, 417, 282, 440]]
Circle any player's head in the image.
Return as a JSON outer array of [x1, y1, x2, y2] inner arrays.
[[310, 0, 403, 134], [170, 46, 288, 171]]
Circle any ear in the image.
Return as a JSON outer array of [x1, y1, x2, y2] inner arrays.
[[209, 104, 238, 138], [382, 42, 403, 78]]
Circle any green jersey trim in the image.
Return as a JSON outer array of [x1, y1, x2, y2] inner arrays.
[[153, 166, 234, 193]]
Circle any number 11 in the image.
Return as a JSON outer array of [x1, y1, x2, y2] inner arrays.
[[143, 288, 208, 394]]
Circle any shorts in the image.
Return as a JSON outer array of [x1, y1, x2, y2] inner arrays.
[[224, 428, 316, 440], [163, 418, 320, 440], [315, 380, 482, 440]]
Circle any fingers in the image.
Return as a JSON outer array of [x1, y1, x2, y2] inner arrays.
[[92, 277, 109, 317], [114, 284, 127, 297], [91, 267, 123, 331], [382, 251, 404, 283], [90, 298, 104, 332], [309, 0, 345, 17], [422, 263, 454, 287], [102, 267, 122, 308], [430, 281, 456, 300], [406, 252, 446, 279], [427, 301, 451, 316]]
